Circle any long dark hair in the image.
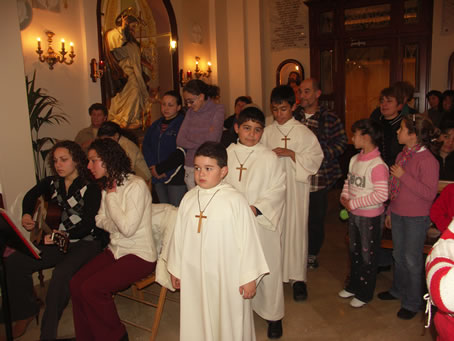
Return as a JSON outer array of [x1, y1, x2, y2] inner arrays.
[[88, 138, 133, 189], [402, 114, 439, 148], [183, 79, 219, 100], [48, 140, 90, 180]]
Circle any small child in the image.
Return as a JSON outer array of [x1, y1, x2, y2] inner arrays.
[[142, 90, 186, 206], [167, 141, 269, 341], [224, 106, 286, 338], [378, 114, 439, 320], [261, 85, 323, 302], [339, 119, 389, 308]]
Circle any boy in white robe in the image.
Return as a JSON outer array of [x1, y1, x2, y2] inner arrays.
[[225, 106, 286, 338], [261, 85, 323, 302], [167, 141, 269, 341]]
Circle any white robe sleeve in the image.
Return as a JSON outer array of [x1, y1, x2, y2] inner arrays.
[[167, 195, 189, 280], [234, 196, 270, 286], [253, 155, 286, 231], [294, 128, 324, 183]]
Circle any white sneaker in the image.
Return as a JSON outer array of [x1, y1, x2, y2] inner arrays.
[[350, 297, 366, 308], [338, 289, 355, 298]]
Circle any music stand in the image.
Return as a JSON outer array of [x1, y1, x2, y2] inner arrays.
[[0, 210, 40, 341]]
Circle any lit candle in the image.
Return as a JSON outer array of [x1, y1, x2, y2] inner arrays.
[[187, 70, 192, 78], [37, 37, 41, 49], [99, 60, 105, 70], [170, 40, 177, 49], [70, 42, 74, 53], [61, 39, 65, 50], [207, 61, 212, 72]]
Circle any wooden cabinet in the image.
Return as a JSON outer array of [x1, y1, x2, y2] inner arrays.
[[305, 0, 433, 130]]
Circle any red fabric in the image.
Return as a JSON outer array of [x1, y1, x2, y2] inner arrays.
[[430, 184, 454, 233], [434, 312, 454, 341], [70, 249, 156, 341]]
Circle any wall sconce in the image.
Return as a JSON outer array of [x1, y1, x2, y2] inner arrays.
[[170, 40, 177, 51], [90, 58, 105, 82], [36, 31, 75, 70], [179, 56, 212, 86]]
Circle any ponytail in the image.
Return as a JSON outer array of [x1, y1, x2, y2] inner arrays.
[[183, 79, 219, 100], [402, 114, 439, 149]]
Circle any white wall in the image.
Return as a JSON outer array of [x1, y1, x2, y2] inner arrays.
[[261, 0, 310, 117], [20, 0, 102, 142], [0, 0, 36, 218], [430, 0, 454, 91]]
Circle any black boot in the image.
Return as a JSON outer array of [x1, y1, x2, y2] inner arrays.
[[292, 281, 308, 301], [267, 320, 283, 339], [119, 332, 129, 341]]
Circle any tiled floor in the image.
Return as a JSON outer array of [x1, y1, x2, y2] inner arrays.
[[6, 189, 437, 340]]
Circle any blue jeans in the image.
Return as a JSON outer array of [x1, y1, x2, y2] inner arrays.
[[154, 182, 187, 207], [389, 213, 430, 312]]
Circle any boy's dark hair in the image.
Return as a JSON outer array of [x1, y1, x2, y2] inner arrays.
[[88, 103, 108, 116], [379, 86, 404, 105], [402, 114, 439, 148], [270, 85, 295, 106], [237, 106, 265, 127], [439, 119, 454, 134], [235, 96, 252, 106], [195, 141, 228, 168], [426, 90, 442, 100], [351, 119, 383, 147], [442, 90, 454, 112], [97, 121, 139, 146], [163, 90, 183, 106]]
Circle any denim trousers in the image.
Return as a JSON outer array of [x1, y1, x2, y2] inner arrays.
[[154, 182, 187, 207], [389, 212, 430, 312], [345, 213, 383, 302]]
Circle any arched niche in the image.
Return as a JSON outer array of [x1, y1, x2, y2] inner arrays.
[[96, 0, 179, 106], [276, 59, 304, 86]]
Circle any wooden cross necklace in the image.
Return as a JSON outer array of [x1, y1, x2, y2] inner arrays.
[[276, 126, 294, 149], [196, 189, 220, 233], [233, 150, 254, 182]]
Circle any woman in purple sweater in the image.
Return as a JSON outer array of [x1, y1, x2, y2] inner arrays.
[[177, 79, 225, 189], [378, 114, 439, 320]]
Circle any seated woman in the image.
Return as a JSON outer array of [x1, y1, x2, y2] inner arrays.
[[4, 140, 105, 340], [97, 121, 151, 182], [70, 138, 157, 341], [433, 119, 454, 181]]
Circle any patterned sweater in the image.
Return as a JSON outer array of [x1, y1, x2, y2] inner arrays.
[[341, 148, 389, 217]]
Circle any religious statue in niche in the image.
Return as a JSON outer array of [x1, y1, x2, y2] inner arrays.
[[102, 2, 159, 129]]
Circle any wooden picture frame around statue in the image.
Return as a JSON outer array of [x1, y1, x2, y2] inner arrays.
[[449, 52, 454, 90], [96, 0, 179, 129]]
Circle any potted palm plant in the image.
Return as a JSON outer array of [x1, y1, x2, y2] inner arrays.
[[26, 70, 68, 181]]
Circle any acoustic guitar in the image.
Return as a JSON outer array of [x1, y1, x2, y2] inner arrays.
[[31, 197, 69, 253]]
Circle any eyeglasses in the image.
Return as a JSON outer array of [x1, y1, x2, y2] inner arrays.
[[184, 95, 199, 106]]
